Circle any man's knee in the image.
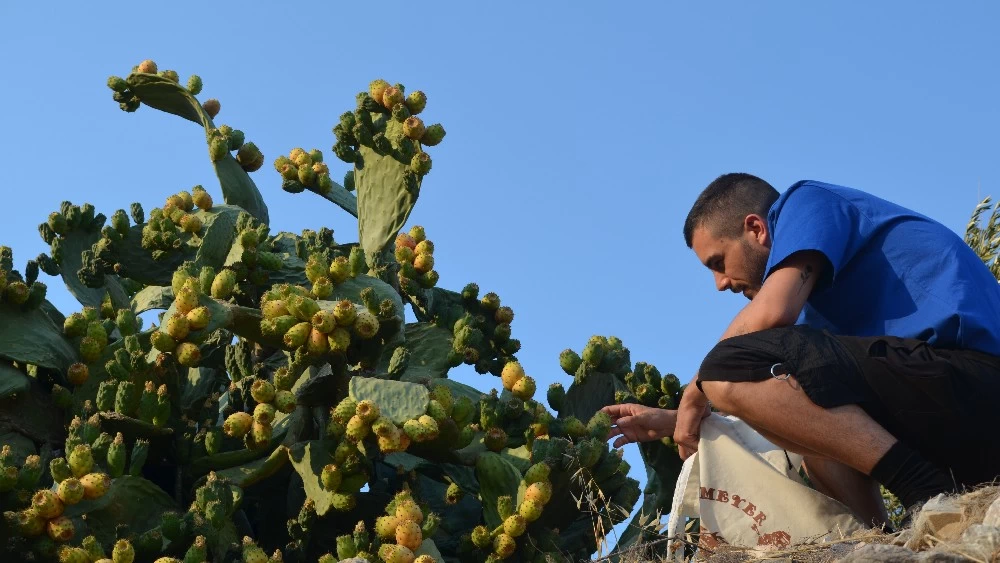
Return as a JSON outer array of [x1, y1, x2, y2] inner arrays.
[[700, 380, 740, 413]]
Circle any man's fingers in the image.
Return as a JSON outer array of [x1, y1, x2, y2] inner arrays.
[[600, 403, 633, 421], [613, 435, 632, 448]]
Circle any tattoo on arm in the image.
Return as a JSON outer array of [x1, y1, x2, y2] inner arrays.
[[798, 265, 813, 294]]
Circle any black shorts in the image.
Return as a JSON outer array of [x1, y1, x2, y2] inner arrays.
[[697, 325, 1000, 489]]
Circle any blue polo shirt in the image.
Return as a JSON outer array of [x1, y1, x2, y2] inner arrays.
[[765, 180, 1000, 356]]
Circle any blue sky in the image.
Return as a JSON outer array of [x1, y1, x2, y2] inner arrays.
[[2, 1, 999, 554]]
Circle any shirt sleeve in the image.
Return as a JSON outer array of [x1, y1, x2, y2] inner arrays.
[[766, 183, 871, 290]]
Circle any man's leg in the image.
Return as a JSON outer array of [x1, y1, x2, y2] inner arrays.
[[711, 396, 890, 528], [700, 376, 955, 514]]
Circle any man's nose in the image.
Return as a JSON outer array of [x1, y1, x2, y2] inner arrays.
[[714, 272, 731, 292]]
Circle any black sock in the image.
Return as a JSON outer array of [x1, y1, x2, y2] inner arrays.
[[869, 441, 956, 509]]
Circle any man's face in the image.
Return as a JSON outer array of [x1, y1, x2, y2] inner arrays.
[[690, 223, 770, 300]]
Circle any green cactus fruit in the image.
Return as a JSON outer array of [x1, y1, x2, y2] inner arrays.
[[223, 412, 253, 438], [587, 411, 612, 440], [149, 330, 176, 354], [524, 463, 552, 488], [311, 309, 336, 334], [492, 495, 514, 522], [470, 524, 492, 549], [409, 152, 432, 175], [105, 433, 125, 478], [319, 463, 343, 491], [138, 381, 159, 423], [273, 367, 295, 392], [210, 269, 237, 299], [332, 397, 357, 423], [253, 402, 276, 425], [82, 535, 106, 561], [557, 349, 583, 377], [110, 539, 135, 563], [63, 313, 88, 338], [581, 338, 606, 367], [564, 416, 590, 439], [47, 457, 71, 485], [274, 390, 296, 414], [403, 90, 427, 115], [76, 335, 101, 364], [113, 380, 136, 415], [248, 419, 272, 449], [16, 507, 44, 537], [61, 363, 88, 389], [250, 379, 276, 403], [180, 536, 207, 563], [283, 321, 311, 349], [418, 123, 444, 146], [391, 101, 411, 122], [395, 245, 415, 264], [68, 445, 94, 478], [369, 416, 395, 438], [174, 342, 200, 367], [320, 258, 347, 287], [334, 535, 357, 560], [661, 372, 681, 396], [287, 294, 321, 322], [325, 492, 354, 513], [304, 254, 328, 284]]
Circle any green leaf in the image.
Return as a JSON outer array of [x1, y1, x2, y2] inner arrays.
[[188, 415, 290, 476], [180, 366, 225, 414], [638, 439, 684, 514], [328, 275, 405, 324], [0, 303, 78, 372], [214, 445, 289, 488], [52, 228, 119, 308], [474, 452, 523, 529], [0, 362, 30, 399], [63, 475, 178, 547], [127, 74, 269, 224], [500, 445, 532, 474], [131, 285, 173, 313], [348, 376, 429, 425], [286, 440, 338, 516], [355, 145, 420, 262], [97, 412, 174, 440], [192, 205, 243, 270], [415, 539, 444, 562]]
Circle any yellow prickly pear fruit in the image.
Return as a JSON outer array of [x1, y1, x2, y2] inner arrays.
[[223, 412, 253, 438], [381, 86, 404, 110], [511, 375, 536, 401], [375, 514, 398, 539], [345, 415, 369, 443], [500, 361, 525, 391], [524, 481, 552, 505], [192, 186, 213, 210], [403, 116, 426, 140], [353, 310, 379, 339], [79, 472, 111, 499], [369, 79, 390, 105], [395, 519, 422, 551], [518, 499, 543, 522], [328, 327, 351, 354], [32, 489, 64, 519], [355, 400, 380, 424], [413, 252, 434, 274], [137, 60, 158, 74], [493, 533, 516, 559], [175, 342, 201, 367], [503, 514, 526, 538], [395, 498, 423, 525]]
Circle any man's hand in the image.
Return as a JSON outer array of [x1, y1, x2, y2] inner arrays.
[[600, 403, 677, 448], [673, 376, 712, 460]]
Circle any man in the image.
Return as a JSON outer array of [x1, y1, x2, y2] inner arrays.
[[603, 173, 1000, 528]]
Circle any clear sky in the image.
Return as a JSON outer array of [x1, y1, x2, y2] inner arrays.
[[2, 1, 999, 554]]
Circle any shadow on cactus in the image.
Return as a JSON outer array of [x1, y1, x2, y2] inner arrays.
[[0, 61, 679, 563]]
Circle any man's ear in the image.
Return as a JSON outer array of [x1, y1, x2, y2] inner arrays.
[[743, 214, 770, 246]]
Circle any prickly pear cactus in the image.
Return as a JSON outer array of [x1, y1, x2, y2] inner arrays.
[[0, 62, 677, 563]]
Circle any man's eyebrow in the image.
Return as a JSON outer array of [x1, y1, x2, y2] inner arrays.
[[703, 254, 721, 269]]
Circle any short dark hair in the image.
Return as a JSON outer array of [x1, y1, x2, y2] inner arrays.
[[683, 173, 780, 247]]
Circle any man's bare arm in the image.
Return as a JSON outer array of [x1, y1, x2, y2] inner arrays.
[[674, 250, 827, 458]]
